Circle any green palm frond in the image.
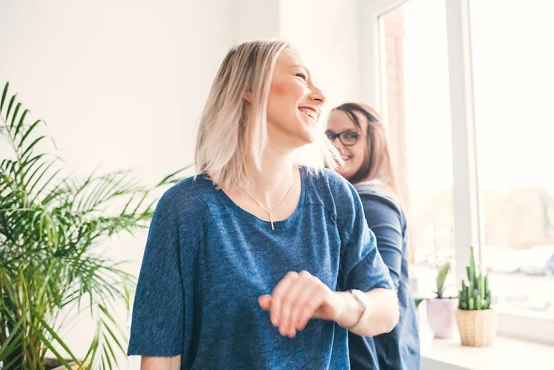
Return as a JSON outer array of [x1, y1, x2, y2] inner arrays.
[[0, 81, 191, 369]]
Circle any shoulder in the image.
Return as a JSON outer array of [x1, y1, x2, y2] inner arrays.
[[303, 168, 365, 233], [303, 167, 359, 204], [354, 185, 406, 226], [155, 174, 215, 218]]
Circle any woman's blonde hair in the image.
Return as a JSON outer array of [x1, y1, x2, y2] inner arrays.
[[195, 39, 339, 189]]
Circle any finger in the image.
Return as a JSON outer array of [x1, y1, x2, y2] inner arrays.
[[271, 272, 298, 331], [258, 295, 272, 310], [280, 272, 313, 337], [295, 285, 324, 331], [288, 272, 319, 331]]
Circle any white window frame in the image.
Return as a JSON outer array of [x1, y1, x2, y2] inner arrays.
[[359, 0, 554, 345]]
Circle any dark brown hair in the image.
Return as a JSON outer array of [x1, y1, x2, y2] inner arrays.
[[332, 103, 397, 194]]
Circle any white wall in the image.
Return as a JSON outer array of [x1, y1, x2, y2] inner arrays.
[[0, 0, 235, 177], [0, 0, 365, 367], [280, 0, 363, 118], [235, 0, 281, 41], [0, 0, 234, 367]]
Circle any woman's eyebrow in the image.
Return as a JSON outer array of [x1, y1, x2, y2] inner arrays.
[[288, 64, 311, 76], [289, 64, 320, 84]]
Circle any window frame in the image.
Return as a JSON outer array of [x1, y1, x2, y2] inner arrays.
[[360, 0, 554, 345]]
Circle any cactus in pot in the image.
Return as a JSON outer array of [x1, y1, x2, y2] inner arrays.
[[455, 246, 498, 347], [458, 247, 492, 310]]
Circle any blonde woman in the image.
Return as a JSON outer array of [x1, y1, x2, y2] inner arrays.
[[127, 40, 399, 370]]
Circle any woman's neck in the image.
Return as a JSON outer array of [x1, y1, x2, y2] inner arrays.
[[242, 146, 296, 208]]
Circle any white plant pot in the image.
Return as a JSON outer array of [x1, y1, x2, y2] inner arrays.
[[426, 298, 458, 338]]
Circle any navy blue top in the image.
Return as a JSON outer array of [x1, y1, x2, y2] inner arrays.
[[348, 183, 420, 370], [127, 167, 394, 370]]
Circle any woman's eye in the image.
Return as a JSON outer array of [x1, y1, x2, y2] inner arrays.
[[296, 73, 307, 81], [345, 133, 358, 139]]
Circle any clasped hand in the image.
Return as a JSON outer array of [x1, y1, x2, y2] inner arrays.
[[258, 270, 341, 338]]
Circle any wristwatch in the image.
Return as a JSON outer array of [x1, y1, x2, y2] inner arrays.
[[347, 289, 372, 332]]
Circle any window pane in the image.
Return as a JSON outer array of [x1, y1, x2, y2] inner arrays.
[[380, 0, 455, 297], [470, 0, 554, 314]]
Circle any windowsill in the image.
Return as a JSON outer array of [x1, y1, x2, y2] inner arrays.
[[420, 329, 554, 370]]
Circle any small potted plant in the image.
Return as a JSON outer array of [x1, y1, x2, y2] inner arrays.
[[426, 261, 458, 338], [456, 246, 498, 347]]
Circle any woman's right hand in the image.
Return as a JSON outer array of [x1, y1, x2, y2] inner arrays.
[[258, 271, 342, 338]]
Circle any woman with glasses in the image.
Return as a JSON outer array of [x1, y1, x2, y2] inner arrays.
[[326, 103, 420, 370], [127, 42, 399, 370]]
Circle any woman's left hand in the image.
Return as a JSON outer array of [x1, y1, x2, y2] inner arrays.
[[258, 270, 342, 338]]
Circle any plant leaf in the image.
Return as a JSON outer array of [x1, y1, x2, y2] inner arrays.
[[33, 316, 81, 367], [0, 82, 9, 111], [436, 261, 450, 298]]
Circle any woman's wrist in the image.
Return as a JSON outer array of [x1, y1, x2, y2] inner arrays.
[[333, 291, 364, 329]]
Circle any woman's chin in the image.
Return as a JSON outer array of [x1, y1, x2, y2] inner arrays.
[[294, 130, 318, 147]]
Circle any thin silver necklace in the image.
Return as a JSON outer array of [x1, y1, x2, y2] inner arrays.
[[239, 178, 294, 231]]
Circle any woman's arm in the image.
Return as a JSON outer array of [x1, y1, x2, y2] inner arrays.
[[333, 288, 399, 337], [332, 181, 399, 336], [331, 192, 405, 336], [141, 356, 181, 370], [258, 272, 398, 338]]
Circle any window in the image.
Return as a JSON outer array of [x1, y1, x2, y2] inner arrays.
[[363, 0, 554, 344], [380, 0, 456, 297], [470, 0, 554, 316]]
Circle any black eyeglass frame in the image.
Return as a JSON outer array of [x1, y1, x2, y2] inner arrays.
[[325, 131, 361, 147]]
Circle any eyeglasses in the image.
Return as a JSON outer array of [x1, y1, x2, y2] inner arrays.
[[325, 131, 360, 146]]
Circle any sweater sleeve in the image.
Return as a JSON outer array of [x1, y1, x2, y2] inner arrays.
[[358, 192, 405, 291], [127, 189, 184, 356], [336, 181, 394, 293]]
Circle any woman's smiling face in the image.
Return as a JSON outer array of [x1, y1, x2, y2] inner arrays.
[[326, 109, 367, 181]]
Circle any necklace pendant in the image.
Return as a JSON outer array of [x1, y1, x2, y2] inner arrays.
[[238, 176, 294, 232]]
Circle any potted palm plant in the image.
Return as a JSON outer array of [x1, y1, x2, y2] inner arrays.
[[455, 246, 498, 347], [425, 261, 458, 338], [0, 82, 188, 369]]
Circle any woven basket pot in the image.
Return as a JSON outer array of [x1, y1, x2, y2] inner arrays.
[[455, 308, 498, 347]]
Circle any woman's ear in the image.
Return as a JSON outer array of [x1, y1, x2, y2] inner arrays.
[[243, 91, 252, 103]]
